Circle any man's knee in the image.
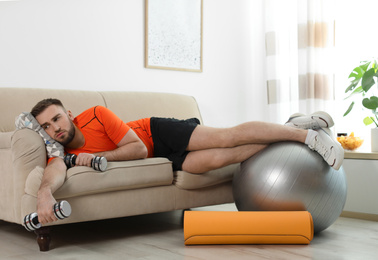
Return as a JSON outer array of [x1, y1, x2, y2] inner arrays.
[[182, 149, 230, 173], [209, 149, 233, 169]]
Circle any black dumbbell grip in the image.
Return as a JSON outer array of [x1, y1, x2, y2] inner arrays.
[[24, 212, 40, 231], [67, 154, 76, 167]]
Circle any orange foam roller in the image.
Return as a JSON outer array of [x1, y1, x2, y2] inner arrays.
[[184, 211, 313, 245]]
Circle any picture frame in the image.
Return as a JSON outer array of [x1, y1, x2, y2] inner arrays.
[[145, 0, 203, 72]]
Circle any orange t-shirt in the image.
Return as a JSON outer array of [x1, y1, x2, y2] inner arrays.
[[52, 106, 154, 162], [126, 117, 153, 158]]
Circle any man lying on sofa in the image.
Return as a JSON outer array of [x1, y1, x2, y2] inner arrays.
[[27, 98, 343, 225]]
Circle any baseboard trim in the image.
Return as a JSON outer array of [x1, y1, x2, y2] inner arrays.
[[341, 211, 378, 222]]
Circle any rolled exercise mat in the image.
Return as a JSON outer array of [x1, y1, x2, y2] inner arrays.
[[184, 211, 313, 245]]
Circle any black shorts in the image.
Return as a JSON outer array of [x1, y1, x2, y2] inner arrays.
[[150, 117, 200, 171]]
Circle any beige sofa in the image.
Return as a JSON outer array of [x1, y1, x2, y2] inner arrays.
[[0, 88, 237, 251]]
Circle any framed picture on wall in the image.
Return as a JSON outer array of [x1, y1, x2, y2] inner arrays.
[[145, 0, 203, 72]]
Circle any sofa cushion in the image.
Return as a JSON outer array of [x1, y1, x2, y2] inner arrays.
[[0, 132, 13, 149], [25, 166, 44, 197], [174, 163, 240, 190], [24, 158, 174, 199]]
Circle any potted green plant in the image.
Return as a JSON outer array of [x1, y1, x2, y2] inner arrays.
[[344, 58, 378, 151]]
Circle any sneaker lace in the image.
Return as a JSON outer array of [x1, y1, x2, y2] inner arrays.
[[295, 120, 319, 130], [309, 136, 330, 159]]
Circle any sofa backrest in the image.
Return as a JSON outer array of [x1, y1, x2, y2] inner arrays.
[[0, 88, 203, 132], [99, 91, 202, 123]]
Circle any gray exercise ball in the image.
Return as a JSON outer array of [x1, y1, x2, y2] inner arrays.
[[233, 141, 347, 233]]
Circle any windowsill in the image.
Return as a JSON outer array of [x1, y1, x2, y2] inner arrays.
[[344, 149, 378, 160]]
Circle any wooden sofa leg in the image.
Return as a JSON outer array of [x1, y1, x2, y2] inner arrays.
[[34, 227, 52, 252]]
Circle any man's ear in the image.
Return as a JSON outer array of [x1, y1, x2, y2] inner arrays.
[[67, 110, 74, 121]]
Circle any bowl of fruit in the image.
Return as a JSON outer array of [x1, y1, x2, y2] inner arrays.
[[337, 132, 364, 151]]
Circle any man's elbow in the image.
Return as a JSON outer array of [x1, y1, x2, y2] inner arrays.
[[140, 144, 148, 159]]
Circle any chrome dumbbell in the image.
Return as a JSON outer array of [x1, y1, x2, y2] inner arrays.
[[64, 153, 107, 171], [24, 201, 72, 231]]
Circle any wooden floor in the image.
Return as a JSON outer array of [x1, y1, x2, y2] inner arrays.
[[1, 203, 378, 260]]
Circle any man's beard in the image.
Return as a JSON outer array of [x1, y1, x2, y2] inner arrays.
[[58, 120, 76, 146]]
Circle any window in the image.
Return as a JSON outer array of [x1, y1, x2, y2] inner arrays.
[[334, 0, 378, 141]]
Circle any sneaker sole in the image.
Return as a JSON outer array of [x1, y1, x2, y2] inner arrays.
[[287, 111, 334, 129]]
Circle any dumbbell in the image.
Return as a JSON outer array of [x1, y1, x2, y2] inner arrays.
[[64, 153, 107, 172], [24, 201, 72, 231]]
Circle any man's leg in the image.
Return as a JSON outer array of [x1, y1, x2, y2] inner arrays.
[[183, 122, 304, 173], [182, 144, 267, 173], [185, 118, 343, 170], [186, 122, 308, 151]]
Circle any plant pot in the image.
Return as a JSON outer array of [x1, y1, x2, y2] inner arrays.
[[371, 128, 378, 152]]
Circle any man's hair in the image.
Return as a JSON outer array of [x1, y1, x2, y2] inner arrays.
[[31, 98, 66, 118]]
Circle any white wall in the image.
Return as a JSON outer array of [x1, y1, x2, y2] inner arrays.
[[0, 0, 268, 127], [343, 159, 378, 216]]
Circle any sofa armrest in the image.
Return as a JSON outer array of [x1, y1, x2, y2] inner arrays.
[[11, 129, 47, 222]]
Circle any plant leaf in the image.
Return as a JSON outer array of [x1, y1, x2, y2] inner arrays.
[[348, 66, 364, 80], [346, 65, 366, 93], [343, 101, 355, 116], [345, 79, 360, 93], [362, 96, 378, 110], [361, 68, 376, 92], [344, 86, 363, 99], [363, 116, 374, 126], [360, 61, 371, 72]]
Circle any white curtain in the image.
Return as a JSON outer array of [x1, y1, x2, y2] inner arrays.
[[264, 0, 336, 124]]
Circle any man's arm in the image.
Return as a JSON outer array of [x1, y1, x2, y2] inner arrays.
[[74, 129, 148, 166], [37, 158, 67, 224], [96, 129, 148, 160]]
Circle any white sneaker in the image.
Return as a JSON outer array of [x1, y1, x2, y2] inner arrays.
[[307, 129, 344, 170], [286, 111, 334, 130]]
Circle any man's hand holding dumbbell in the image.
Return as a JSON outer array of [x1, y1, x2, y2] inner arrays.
[[67, 153, 97, 168], [24, 201, 71, 231], [64, 153, 107, 171]]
